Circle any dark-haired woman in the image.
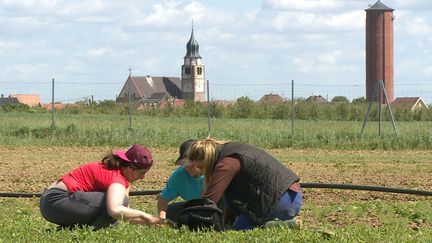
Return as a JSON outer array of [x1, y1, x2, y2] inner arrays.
[[185, 138, 302, 230], [40, 144, 163, 229]]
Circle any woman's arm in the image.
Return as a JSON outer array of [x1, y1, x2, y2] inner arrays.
[[106, 183, 162, 225], [156, 196, 170, 219], [203, 156, 241, 203]]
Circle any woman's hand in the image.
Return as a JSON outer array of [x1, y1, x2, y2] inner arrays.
[[163, 218, 176, 228], [107, 183, 163, 225]]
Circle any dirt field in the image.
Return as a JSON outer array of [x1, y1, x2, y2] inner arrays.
[[1, 145, 431, 229], [1, 145, 430, 202]]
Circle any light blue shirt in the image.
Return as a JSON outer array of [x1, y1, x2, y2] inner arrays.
[[160, 165, 204, 201]]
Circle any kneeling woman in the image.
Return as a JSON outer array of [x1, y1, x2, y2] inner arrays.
[[186, 138, 302, 230], [40, 144, 163, 229]]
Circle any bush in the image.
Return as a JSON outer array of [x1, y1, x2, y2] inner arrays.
[[1, 103, 30, 112], [226, 96, 255, 119], [331, 96, 350, 103], [352, 97, 367, 104]]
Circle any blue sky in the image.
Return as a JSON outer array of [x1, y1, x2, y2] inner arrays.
[[0, 0, 431, 103]]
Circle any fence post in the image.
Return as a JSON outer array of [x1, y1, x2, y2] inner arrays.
[[207, 79, 211, 135], [128, 78, 132, 130], [51, 78, 55, 129], [291, 79, 294, 137], [378, 80, 382, 136]]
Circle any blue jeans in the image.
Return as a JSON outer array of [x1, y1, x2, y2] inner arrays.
[[227, 190, 302, 230]]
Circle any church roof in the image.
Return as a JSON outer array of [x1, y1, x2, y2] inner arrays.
[[184, 27, 201, 58], [366, 0, 394, 11], [118, 76, 182, 102], [134, 76, 182, 98]]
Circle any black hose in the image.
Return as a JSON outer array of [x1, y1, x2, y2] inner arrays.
[[0, 183, 431, 198], [301, 183, 432, 196], [0, 190, 162, 198]]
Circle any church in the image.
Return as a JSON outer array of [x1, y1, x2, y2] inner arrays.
[[116, 27, 205, 105]]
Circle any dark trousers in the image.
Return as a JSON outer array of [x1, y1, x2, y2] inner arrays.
[[40, 188, 128, 230]]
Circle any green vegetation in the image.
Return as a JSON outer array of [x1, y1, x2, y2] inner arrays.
[[3, 97, 432, 121], [1, 197, 430, 242], [0, 119, 430, 241], [0, 111, 431, 149]]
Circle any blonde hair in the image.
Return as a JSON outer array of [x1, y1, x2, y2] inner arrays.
[[186, 138, 228, 186]]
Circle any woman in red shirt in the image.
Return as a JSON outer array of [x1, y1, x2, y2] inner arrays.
[[40, 144, 163, 229]]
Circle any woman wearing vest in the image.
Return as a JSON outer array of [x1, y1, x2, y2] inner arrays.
[[40, 144, 164, 229], [185, 138, 302, 230]]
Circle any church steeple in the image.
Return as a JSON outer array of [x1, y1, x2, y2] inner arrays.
[[184, 22, 201, 58], [181, 22, 205, 102]]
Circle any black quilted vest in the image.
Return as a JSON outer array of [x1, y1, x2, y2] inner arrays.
[[214, 142, 300, 225]]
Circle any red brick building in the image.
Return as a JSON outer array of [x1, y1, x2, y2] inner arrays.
[[365, 0, 394, 104]]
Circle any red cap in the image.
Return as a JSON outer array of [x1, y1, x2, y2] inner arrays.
[[115, 144, 153, 169]]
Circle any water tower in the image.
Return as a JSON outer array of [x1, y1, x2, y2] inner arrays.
[[365, 0, 394, 103]]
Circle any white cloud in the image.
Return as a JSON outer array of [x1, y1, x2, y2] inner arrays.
[[74, 16, 113, 24], [260, 9, 363, 33], [394, 0, 432, 10], [0, 40, 22, 50], [0, 0, 431, 103], [406, 17, 432, 35], [317, 50, 343, 65], [184, 1, 206, 14], [6, 63, 53, 80], [264, 0, 342, 11], [87, 48, 109, 57], [1, 0, 56, 8], [424, 66, 432, 76], [127, 2, 187, 27]]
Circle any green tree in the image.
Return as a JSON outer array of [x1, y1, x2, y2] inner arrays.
[[352, 97, 367, 104], [331, 96, 350, 103], [227, 96, 255, 118], [1, 103, 30, 112]]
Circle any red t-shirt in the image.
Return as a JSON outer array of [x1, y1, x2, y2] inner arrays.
[[61, 162, 129, 192]]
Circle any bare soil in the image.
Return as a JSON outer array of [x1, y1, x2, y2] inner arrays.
[[1, 146, 430, 229]]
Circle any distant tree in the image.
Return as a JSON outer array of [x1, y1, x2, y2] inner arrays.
[[226, 96, 255, 118], [331, 96, 350, 103], [183, 100, 206, 117], [209, 101, 225, 118], [1, 103, 30, 112], [352, 97, 367, 104]]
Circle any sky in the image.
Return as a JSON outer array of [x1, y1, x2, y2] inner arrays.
[[0, 0, 431, 103]]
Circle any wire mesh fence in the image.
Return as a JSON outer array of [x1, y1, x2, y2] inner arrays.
[[0, 79, 431, 133], [1, 80, 430, 105]]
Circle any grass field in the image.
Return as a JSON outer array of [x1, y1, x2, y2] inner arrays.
[[1, 112, 432, 149], [0, 112, 431, 241], [0, 146, 431, 242]]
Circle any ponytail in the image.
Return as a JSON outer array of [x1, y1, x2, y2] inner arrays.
[[186, 138, 228, 186], [102, 152, 131, 169]]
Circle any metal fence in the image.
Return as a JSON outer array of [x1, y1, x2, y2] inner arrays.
[[1, 79, 430, 105], [1, 79, 431, 133]]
